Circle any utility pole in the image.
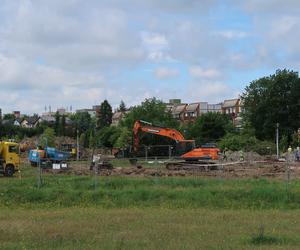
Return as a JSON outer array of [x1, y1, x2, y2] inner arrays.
[[76, 129, 79, 161], [276, 123, 279, 159]]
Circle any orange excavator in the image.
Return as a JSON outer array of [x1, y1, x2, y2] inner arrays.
[[133, 120, 220, 168]]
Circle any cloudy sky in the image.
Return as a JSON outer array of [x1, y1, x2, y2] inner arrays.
[[1, 0, 299, 114]]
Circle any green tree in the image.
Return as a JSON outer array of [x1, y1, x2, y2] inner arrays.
[[59, 115, 66, 136], [3, 113, 15, 120], [54, 111, 60, 135], [79, 133, 86, 148], [114, 127, 131, 149], [119, 100, 126, 112], [187, 112, 233, 145], [71, 112, 92, 135], [40, 127, 55, 147], [97, 100, 113, 128], [88, 131, 95, 149], [122, 97, 179, 129], [121, 97, 179, 148], [95, 126, 119, 148], [242, 69, 300, 141]]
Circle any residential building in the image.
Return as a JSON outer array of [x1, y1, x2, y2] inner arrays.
[[76, 105, 102, 118], [93, 105, 101, 118], [222, 98, 241, 117], [199, 102, 208, 114], [76, 108, 97, 118], [171, 104, 187, 121], [208, 103, 222, 113], [183, 103, 200, 122], [21, 116, 42, 128], [222, 98, 242, 127], [13, 111, 21, 118], [165, 99, 181, 113], [112, 111, 125, 126], [40, 115, 55, 124], [14, 118, 22, 126]]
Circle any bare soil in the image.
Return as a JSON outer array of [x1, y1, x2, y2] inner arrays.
[[53, 160, 300, 180]]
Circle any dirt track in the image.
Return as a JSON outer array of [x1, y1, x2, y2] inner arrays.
[[59, 160, 300, 180]]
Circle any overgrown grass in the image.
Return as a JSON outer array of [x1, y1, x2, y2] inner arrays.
[[1, 208, 300, 249], [0, 166, 299, 209], [2, 167, 300, 249]]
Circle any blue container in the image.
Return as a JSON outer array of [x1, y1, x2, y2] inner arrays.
[[28, 150, 41, 163], [45, 147, 70, 162], [29, 147, 70, 164]]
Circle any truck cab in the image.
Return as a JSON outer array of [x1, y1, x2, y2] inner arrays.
[[0, 141, 20, 176]]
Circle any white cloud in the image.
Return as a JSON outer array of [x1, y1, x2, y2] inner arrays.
[[214, 30, 248, 39], [1, 1, 145, 70], [189, 66, 222, 80], [1, 0, 284, 114], [141, 31, 175, 62], [185, 80, 233, 103], [154, 67, 179, 80], [241, 0, 300, 14]]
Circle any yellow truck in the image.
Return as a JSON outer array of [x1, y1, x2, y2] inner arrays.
[[0, 141, 20, 176]]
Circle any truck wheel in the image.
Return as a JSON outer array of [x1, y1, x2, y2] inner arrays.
[[5, 165, 15, 177]]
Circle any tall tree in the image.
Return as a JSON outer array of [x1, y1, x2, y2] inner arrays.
[[60, 115, 66, 136], [242, 69, 300, 141], [54, 111, 60, 135], [40, 128, 55, 147], [71, 111, 92, 135], [97, 100, 113, 128], [122, 97, 178, 129], [119, 100, 126, 112], [186, 112, 233, 145], [3, 113, 15, 120], [122, 97, 179, 147]]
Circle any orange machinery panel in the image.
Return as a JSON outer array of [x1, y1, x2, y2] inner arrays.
[[181, 147, 220, 160]]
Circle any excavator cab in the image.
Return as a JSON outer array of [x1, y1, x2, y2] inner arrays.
[[175, 140, 195, 155]]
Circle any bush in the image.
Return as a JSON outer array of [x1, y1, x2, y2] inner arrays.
[[254, 140, 276, 155], [218, 134, 275, 155], [218, 133, 257, 151]]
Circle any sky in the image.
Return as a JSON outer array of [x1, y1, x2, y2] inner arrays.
[[1, 0, 300, 114]]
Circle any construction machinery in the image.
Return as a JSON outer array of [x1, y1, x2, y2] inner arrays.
[[29, 147, 71, 168], [60, 143, 77, 158], [0, 141, 20, 176], [133, 120, 220, 169]]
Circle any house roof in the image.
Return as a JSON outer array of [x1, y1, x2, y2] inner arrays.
[[41, 115, 55, 123], [223, 99, 239, 108], [65, 117, 73, 125], [185, 103, 199, 112], [112, 112, 124, 120], [14, 118, 22, 123], [26, 116, 40, 125], [172, 104, 187, 115], [208, 104, 222, 110]]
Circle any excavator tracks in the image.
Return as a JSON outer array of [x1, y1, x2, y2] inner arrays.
[[165, 160, 219, 171]]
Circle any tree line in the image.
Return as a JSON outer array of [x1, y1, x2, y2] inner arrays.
[[1, 69, 299, 154]]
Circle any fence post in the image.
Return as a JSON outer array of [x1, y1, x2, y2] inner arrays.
[[145, 146, 148, 162], [37, 157, 42, 188]]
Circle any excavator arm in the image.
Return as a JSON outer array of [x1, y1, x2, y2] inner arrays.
[[133, 120, 186, 152]]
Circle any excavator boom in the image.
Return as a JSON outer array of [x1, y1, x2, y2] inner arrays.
[[133, 120, 188, 152], [132, 120, 219, 162]]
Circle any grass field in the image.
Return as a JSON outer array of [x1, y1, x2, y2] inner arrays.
[[2, 208, 300, 249], [1, 166, 300, 249]]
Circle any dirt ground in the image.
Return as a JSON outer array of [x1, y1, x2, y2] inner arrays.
[[54, 160, 300, 180]]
